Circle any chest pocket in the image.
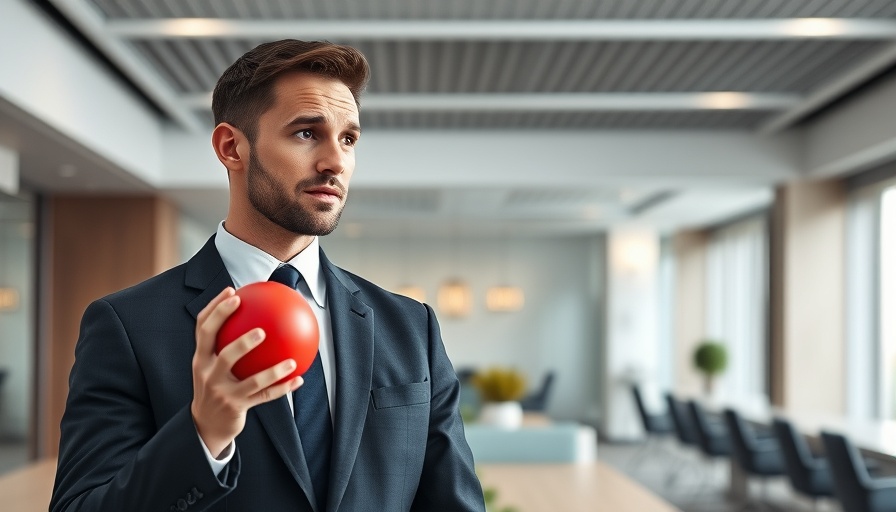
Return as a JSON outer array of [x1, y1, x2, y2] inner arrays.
[[371, 380, 430, 409]]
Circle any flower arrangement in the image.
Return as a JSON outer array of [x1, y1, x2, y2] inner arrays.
[[471, 367, 527, 403]]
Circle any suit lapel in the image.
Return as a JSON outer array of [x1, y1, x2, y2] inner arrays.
[[254, 397, 317, 507], [321, 250, 374, 512], [184, 235, 234, 320], [184, 235, 317, 507]]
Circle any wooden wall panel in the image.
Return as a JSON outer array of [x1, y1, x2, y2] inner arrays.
[[671, 230, 708, 396], [770, 180, 846, 415], [42, 196, 178, 457]]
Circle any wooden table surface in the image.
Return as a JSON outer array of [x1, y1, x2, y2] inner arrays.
[[478, 462, 681, 512], [2, 459, 680, 512], [0, 458, 56, 512]]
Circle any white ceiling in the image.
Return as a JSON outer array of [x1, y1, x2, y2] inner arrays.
[[10, 0, 896, 236]]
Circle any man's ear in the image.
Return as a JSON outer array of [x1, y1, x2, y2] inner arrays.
[[211, 123, 249, 173]]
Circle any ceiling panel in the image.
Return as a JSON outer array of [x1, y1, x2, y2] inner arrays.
[[89, 0, 896, 20], [28, 0, 896, 235], [131, 38, 888, 99], [357, 110, 776, 129]]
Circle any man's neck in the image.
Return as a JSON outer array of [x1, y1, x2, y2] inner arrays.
[[223, 214, 314, 262]]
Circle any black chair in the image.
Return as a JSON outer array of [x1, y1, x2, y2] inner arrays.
[[820, 431, 896, 512], [772, 418, 833, 507], [723, 409, 786, 508], [632, 385, 674, 437], [683, 400, 731, 494], [665, 393, 698, 448], [688, 400, 731, 459], [626, 385, 675, 475], [519, 371, 555, 412]]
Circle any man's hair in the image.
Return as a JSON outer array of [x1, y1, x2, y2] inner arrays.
[[212, 39, 369, 142]]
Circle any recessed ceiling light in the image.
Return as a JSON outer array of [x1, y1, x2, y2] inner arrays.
[[784, 18, 848, 38], [59, 164, 77, 178], [697, 92, 751, 110]]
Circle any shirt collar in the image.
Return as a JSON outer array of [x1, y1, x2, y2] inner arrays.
[[214, 221, 326, 308]]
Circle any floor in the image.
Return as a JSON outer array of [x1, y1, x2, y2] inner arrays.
[[598, 439, 842, 512], [0, 435, 851, 510]]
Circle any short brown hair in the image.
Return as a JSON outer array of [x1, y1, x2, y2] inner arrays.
[[212, 39, 369, 142]]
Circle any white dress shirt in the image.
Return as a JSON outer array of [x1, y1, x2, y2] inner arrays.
[[199, 222, 336, 474]]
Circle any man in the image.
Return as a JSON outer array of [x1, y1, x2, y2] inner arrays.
[[50, 39, 485, 512]]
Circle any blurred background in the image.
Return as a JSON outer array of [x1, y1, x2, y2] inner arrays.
[[4, 1, 896, 510]]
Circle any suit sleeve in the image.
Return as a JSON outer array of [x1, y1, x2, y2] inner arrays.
[[410, 304, 486, 512], [50, 299, 240, 512]]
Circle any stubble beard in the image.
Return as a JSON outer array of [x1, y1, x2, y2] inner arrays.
[[246, 151, 346, 237]]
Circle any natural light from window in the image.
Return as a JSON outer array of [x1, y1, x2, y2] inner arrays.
[[881, 186, 896, 419]]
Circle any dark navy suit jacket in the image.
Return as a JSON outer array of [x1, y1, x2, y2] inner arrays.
[[50, 236, 484, 512]]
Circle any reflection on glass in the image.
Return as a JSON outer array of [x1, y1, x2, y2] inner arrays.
[[0, 193, 34, 475]]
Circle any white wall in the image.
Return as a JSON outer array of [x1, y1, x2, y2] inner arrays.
[[0, 0, 163, 184], [320, 234, 603, 422], [600, 226, 660, 440]]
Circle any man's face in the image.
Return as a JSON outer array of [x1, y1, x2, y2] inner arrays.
[[246, 72, 360, 237]]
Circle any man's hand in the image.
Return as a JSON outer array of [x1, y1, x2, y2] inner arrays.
[[191, 287, 303, 457]]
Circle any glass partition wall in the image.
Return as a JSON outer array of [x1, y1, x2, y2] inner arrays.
[[0, 192, 35, 475]]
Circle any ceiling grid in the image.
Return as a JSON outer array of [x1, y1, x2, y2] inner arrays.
[[68, 0, 896, 131], [86, 0, 896, 19]]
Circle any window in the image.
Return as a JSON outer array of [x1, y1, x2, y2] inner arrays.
[[880, 186, 896, 418], [846, 178, 896, 421], [705, 215, 769, 402]]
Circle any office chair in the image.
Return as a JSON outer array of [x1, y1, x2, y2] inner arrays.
[[771, 418, 833, 510], [723, 408, 786, 510], [665, 393, 698, 448], [632, 385, 674, 437], [519, 371, 555, 413], [627, 385, 675, 474], [688, 400, 731, 458], [820, 431, 896, 512], [687, 400, 731, 493]]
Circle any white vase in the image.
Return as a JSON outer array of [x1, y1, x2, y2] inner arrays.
[[478, 401, 523, 429]]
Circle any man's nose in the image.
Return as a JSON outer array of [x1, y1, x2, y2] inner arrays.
[[316, 138, 348, 175]]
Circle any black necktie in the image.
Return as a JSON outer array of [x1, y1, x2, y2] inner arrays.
[[268, 265, 332, 512]]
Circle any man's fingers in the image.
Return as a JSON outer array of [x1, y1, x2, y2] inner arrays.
[[216, 327, 265, 369], [195, 293, 241, 355], [196, 287, 235, 326], [237, 358, 298, 397], [248, 375, 304, 408]]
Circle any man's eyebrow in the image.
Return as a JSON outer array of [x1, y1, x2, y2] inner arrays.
[[285, 115, 326, 127], [285, 116, 362, 134]]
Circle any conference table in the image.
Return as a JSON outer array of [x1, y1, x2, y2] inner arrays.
[[3, 459, 681, 512], [478, 462, 681, 512]]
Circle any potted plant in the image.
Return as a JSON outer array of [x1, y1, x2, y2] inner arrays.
[[693, 340, 727, 395], [471, 367, 527, 429]]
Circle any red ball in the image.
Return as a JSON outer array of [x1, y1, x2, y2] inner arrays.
[[215, 281, 319, 384]]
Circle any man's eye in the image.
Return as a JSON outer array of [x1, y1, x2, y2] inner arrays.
[[296, 129, 313, 140], [342, 136, 357, 146]]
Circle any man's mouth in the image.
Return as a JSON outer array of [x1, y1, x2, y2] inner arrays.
[[305, 186, 343, 202]]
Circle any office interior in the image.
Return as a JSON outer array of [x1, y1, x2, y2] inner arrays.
[[4, 1, 896, 511]]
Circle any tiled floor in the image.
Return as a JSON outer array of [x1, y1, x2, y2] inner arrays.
[[598, 440, 842, 512]]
